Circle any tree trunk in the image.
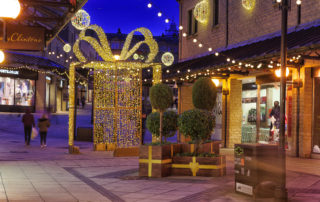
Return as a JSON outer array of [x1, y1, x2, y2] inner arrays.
[[160, 111, 163, 144]]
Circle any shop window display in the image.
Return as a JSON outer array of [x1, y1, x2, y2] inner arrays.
[[0, 77, 14, 105], [14, 79, 35, 106], [241, 81, 284, 144]]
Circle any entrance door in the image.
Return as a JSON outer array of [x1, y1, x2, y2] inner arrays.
[[313, 78, 320, 152]]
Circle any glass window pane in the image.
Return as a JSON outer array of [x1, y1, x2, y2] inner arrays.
[[0, 77, 14, 105], [15, 79, 35, 106]]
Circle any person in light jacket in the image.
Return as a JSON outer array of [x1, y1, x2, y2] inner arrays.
[[38, 114, 50, 148]]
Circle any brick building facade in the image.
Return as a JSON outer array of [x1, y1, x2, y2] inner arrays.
[[171, 0, 320, 158]]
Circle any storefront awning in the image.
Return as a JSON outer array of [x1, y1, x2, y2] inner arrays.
[[2, 51, 66, 70], [165, 20, 320, 79]]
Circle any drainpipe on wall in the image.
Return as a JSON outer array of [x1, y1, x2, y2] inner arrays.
[[296, 65, 301, 157], [223, 78, 229, 148]]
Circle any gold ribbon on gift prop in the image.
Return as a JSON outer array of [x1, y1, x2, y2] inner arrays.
[[172, 156, 225, 177], [73, 25, 159, 63], [139, 146, 172, 177]]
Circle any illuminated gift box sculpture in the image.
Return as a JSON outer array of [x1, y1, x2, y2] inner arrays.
[[68, 25, 161, 153]]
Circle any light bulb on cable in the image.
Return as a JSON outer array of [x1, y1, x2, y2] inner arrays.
[[165, 18, 169, 23], [179, 26, 183, 30], [296, 0, 301, 5], [158, 12, 162, 17], [147, 3, 152, 8]]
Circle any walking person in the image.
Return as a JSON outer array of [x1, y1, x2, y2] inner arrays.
[[38, 114, 50, 148], [22, 109, 35, 146], [81, 96, 86, 109]]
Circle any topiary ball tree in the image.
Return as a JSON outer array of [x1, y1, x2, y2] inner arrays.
[[146, 111, 178, 142], [192, 77, 217, 111], [178, 109, 214, 154], [149, 83, 173, 143]]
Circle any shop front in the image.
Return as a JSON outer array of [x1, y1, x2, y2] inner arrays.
[[0, 68, 37, 112], [241, 74, 294, 151]]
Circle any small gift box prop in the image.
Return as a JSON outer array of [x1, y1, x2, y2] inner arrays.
[[171, 156, 226, 177], [181, 141, 221, 154], [68, 25, 162, 153], [139, 145, 172, 178]]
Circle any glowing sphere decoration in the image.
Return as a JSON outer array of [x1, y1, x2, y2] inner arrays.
[[71, 9, 91, 30], [133, 53, 139, 60], [63, 43, 72, 53], [242, 0, 255, 10], [0, 50, 4, 63], [161, 52, 174, 66], [193, 0, 209, 23]]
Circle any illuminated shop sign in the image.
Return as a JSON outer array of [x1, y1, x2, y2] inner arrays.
[[0, 69, 19, 75]]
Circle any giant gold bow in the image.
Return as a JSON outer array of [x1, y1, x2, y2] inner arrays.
[[73, 25, 159, 63]]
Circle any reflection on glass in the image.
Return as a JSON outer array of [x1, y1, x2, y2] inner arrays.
[[15, 79, 35, 106], [0, 77, 14, 105]]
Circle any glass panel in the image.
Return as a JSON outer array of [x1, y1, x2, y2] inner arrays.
[[14, 79, 35, 106], [0, 77, 14, 105]]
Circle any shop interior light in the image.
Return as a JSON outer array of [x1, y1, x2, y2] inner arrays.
[[0, 0, 21, 19], [211, 78, 220, 87], [0, 50, 4, 63], [275, 67, 289, 77]]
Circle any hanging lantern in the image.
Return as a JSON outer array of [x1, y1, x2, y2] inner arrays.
[[242, 0, 255, 10], [161, 52, 174, 66], [193, 0, 209, 23], [71, 9, 91, 30], [63, 43, 72, 53]]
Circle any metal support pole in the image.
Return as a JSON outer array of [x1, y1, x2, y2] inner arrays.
[[275, 0, 288, 200], [296, 66, 301, 157]]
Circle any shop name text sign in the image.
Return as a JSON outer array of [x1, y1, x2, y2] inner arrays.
[[0, 69, 19, 75], [0, 25, 45, 51]]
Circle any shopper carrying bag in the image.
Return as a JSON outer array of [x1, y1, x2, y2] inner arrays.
[[31, 127, 38, 140], [38, 114, 50, 148]]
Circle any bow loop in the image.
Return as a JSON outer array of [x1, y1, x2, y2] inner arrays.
[[73, 25, 158, 63]]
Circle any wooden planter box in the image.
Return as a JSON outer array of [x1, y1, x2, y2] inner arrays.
[[200, 141, 221, 154], [139, 144, 181, 178], [94, 143, 106, 151], [181, 141, 221, 154], [171, 155, 226, 177]]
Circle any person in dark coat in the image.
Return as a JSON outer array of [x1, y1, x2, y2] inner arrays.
[[22, 109, 35, 146], [270, 101, 280, 129], [38, 114, 50, 148]]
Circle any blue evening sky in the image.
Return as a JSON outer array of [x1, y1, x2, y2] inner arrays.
[[83, 0, 179, 36]]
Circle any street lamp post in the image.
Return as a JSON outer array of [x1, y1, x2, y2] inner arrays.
[[274, 0, 288, 200]]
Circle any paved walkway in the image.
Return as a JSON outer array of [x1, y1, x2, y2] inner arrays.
[[0, 108, 319, 201]]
